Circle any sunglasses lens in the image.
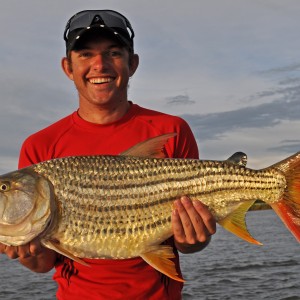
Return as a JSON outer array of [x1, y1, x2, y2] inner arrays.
[[68, 13, 95, 32], [100, 11, 128, 31], [66, 10, 133, 40]]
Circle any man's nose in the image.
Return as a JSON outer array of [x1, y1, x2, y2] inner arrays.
[[92, 54, 109, 70]]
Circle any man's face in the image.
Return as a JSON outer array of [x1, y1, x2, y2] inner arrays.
[[63, 34, 138, 109]]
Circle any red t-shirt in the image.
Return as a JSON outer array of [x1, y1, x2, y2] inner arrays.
[[19, 103, 199, 300]]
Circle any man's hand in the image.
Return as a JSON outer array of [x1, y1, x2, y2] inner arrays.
[[0, 240, 57, 273], [172, 196, 216, 253], [0, 239, 43, 259]]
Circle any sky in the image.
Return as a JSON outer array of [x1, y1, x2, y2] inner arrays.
[[1, 0, 300, 173]]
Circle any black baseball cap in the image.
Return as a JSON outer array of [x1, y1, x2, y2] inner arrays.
[[64, 10, 135, 53]]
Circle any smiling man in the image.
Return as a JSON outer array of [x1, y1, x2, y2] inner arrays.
[[0, 10, 216, 300]]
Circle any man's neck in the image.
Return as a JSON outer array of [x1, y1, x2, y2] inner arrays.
[[77, 100, 131, 124]]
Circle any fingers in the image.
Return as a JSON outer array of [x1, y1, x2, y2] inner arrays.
[[172, 196, 216, 245], [172, 204, 189, 244], [0, 244, 22, 259], [18, 244, 37, 259], [0, 240, 43, 260], [192, 199, 216, 235], [173, 198, 197, 244], [29, 238, 43, 256]]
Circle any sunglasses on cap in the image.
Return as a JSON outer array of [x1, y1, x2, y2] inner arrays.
[[64, 10, 135, 52]]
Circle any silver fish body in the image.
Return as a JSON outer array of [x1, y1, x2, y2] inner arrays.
[[0, 155, 285, 253], [38, 155, 286, 256]]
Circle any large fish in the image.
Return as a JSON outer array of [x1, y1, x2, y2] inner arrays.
[[1, 133, 300, 282]]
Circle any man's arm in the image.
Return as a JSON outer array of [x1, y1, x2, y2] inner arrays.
[[172, 196, 216, 254], [0, 239, 57, 273]]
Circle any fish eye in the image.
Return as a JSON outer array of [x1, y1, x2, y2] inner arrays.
[[0, 182, 10, 192]]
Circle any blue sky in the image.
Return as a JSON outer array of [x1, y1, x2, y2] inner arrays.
[[1, 0, 300, 172]]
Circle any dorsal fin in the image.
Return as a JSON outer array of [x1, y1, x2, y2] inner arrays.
[[120, 133, 177, 158], [226, 152, 247, 167]]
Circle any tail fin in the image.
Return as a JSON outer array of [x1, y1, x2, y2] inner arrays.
[[270, 152, 300, 242]]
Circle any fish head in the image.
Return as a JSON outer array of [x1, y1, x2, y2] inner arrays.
[[0, 168, 55, 246]]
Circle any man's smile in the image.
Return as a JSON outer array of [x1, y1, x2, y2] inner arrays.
[[88, 77, 115, 84]]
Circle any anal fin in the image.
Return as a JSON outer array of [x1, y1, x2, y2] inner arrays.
[[140, 245, 184, 282], [218, 200, 262, 245]]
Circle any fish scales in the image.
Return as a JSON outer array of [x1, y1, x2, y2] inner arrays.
[[31, 155, 286, 258]]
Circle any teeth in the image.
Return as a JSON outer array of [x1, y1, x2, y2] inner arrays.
[[89, 78, 113, 84]]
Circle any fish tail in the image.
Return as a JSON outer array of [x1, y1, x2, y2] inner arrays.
[[270, 152, 300, 242]]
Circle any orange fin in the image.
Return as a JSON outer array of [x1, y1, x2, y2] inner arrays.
[[270, 152, 300, 242], [120, 133, 176, 158], [218, 200, 262, 245], [271, 201, 300, 242], [42, 239, 89, 267], [140, 245, 184, 282]]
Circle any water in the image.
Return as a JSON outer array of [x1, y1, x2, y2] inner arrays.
[[1, 210, 300, 299], [181, 210, 300, 300]]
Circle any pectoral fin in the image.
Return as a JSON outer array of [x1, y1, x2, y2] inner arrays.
[[218, 200, 262, 245], [140, 245, 184, 282], [42, 239, 89, 267]]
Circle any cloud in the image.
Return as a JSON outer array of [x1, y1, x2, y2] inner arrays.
[[268, 140, 300, 153], [243, 83, 300, 103], [177, 61, 300, 167], [166, 94, 195, 105], [241, 62, 300, 103], [259, 63, 300, 75], [181, 96, 300, 142], [0, 73, 75, 159]]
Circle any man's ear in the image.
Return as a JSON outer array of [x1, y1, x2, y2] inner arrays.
[[129, 54, 139, 77], [61, 57, 74, 81]]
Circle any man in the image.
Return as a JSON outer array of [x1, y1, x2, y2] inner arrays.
[[0, 10, 216, 299]]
